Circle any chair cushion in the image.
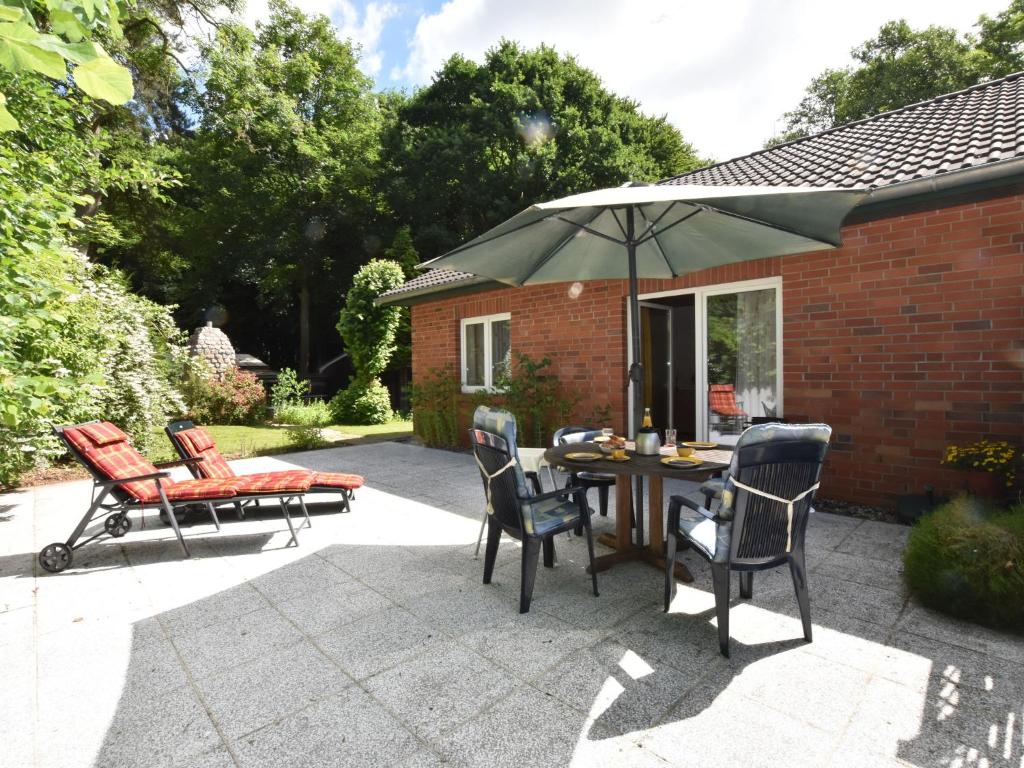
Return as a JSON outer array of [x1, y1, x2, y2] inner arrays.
[[63, 423, 163, 502], [677, 507, 731, 563], [310, 471, 364, 490], [162, 479, 238, 502], [226, 471, 312, 495], [174, 427, 236, 480], [526, 495, 580, 536], [78, 422, 131, 446]]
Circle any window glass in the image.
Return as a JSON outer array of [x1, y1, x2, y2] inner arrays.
[[464, 321, 485, 387], [491, 319, 511, 384]]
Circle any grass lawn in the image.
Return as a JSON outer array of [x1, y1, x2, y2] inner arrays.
[[148, 420, 413, 462]]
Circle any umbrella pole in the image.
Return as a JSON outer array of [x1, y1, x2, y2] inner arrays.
[[626, 208, 645, 548]]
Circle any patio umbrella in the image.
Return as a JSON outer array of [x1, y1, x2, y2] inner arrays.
[[421, 182, 867, 437]]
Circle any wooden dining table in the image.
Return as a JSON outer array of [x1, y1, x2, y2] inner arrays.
[[543, 442, 732, 583]]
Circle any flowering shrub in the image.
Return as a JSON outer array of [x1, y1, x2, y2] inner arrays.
[[943, 440, 1017, 488], [186, 366, 266, 425]]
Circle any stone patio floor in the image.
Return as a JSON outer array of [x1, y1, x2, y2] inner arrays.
[[1, 441, 1022, 768]]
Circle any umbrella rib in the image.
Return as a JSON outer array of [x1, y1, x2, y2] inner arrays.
[[610, 209, 629, 240], [634, 201, 679, 242], [636, 207, 703, 245], [552, 216, 626, 246], [649, 230, 679, 277]]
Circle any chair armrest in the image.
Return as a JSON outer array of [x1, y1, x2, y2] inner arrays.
[[154, 457, 204, 469], [521, 484, 585, 505], [96, 471, 170, 488]]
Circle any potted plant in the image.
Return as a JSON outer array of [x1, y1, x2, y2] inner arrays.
[[942, 440, 1017, 501]]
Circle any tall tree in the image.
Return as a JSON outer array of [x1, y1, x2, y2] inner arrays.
[[382, 40, 704, 260], [169, 0, 381, 376], [770, 2, 1024, 145]]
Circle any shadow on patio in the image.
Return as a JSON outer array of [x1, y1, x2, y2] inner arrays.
[[21, 516, 1020, 768]]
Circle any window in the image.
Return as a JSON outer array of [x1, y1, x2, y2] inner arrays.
[[460, 313, 511, 391]]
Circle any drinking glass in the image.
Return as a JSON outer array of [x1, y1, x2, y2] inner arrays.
[[664, 428, 677, 447], [601, 427, 614, 439]]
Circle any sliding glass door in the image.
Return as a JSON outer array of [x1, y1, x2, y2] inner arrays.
[[703, 284, 780, 445], [632, 279, 781, 443]]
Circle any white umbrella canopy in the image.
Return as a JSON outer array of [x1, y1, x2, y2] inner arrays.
[[422, 182, 867, 441]]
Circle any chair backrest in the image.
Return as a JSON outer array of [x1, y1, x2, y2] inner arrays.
[[553, 426, 603, 446], [709, 384, 744, 416], [165, 420, 236, 479], [57, 421, 163, 503], [719, 423, 832, 565], [468, 406, 531, 534]]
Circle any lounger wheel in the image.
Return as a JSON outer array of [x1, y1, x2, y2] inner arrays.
[[104, 513, 132, 538], [39, 542, 72, 573]]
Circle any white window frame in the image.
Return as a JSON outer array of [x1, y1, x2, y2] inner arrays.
[[460, 312, 511, 393]]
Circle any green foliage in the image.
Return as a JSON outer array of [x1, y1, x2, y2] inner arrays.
[[185, 366, 266, 426], [480, 353, 581, 448], [903, 496, 1024, 630], [773, 4, 1024, 141], [163, 0, 383, 373], [329, 377, 393, 425], [270, 367, 309, 412], [281, 400, 331, 449], [0, 67, 184, 485], [0, 0, 134, 131], [408, 364, 461, 449], [337, 259, 406, 379], [382, 40, 705, 259]]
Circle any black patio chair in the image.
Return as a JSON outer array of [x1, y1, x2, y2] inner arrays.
[[664, 422, 832, 657], [553, 426, 616, 519], [470, 406, 599, 613]]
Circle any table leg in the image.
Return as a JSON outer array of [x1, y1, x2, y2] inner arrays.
[[648, 474, 663, 556], [597, 474, 634, 552]]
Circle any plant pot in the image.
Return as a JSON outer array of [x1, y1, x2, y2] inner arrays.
[[965, 470, 1003, 501]]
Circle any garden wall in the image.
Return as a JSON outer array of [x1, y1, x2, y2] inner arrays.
[[410, 189, 1024, 506]]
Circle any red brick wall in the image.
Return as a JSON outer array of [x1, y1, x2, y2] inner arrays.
[[411, 192, 1024, 506]]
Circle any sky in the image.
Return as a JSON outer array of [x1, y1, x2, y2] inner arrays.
[[237, 0, 1008, 162]]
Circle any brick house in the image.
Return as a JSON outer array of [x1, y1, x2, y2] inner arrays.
[[379, 73, 1024, 506]]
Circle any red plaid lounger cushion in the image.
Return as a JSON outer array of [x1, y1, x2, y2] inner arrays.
[[310, 471, 364, 491], [64, 422, 238, 503], [162, 478, 239, 502], [227, 470, 312, 495], [175, 427, 235, 480]]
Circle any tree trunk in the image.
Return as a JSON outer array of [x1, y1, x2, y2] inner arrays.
[[299, 267, 311, 380]]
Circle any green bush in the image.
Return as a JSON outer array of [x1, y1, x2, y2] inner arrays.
[[329, 377, 393, 425], [281, 400, 331, 449], [185, 365, 266, 425], [903, 495, 1024, 630], [408, 364, 461, 449], [271, 368, 308, 413]]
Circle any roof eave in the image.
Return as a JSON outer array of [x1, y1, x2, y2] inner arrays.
[[852, 156, 1024, 219], [375, 275, 506, 307]]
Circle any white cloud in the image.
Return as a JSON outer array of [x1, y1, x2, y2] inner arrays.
[[396, 0, 1008, 161], [242, 0, 399, 75]]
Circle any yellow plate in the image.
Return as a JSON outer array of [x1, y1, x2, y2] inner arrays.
[[682, 441, 717, 450], [660, 456, 704, 468], [565, 452, 603, 461], [606, 454, 631, 462], [593, 435, 611, 443]]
